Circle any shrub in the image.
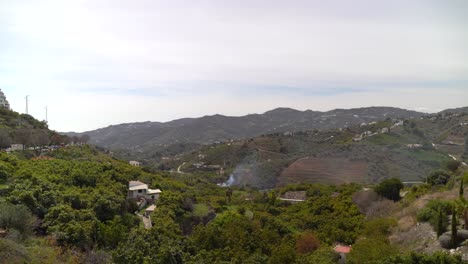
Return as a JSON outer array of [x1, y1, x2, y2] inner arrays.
[[375, 178, 403, 201], [296, 231, 320, 254], [417, 199, 452, 235], [426, 170, 452, 186], [0, 203, 36, 237]]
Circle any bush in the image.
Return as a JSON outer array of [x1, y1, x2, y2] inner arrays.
[[0, 203, 36, 237], [382, 251, 463, 264], [0, 238, 28, 263], [296, 231, 320, 254], [347, 237, 399, 264], [426, 170, 452, 186], [417, 199, 452, 235], [375, 178, 403, 201], [446, 160, 461, 172]]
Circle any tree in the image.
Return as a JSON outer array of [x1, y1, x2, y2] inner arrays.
[[426, 170, 452, 186], [437, 209, 444, 237], [347, 237, 399, 264], [375, 178, 403, 201], [31, 129, 50, 148], [0, 203, 36, 237], [460, 179, 464, 199], [463, 136, 468, 160], [0, 129, 12, 149], [225, 188, 233, 203], [451, 208, 458, 248], [81, 134, 90, 144], [269, 190, 277, 206], [296, 231, 320, 254], [13, 128, 32, 149], [446, 160, 461, 173]]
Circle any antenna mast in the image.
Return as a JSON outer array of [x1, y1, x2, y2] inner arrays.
[[25, 95, 29, 114], [45, 105, 48, 122]]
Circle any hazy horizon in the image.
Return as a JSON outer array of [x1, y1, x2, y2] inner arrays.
[[1, 0, 467, 132]]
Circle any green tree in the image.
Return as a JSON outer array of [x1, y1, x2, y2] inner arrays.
[[426, 170, 452, 186], [375, 178, 403, 201], [451, 208, 458, 248], [0, 203, 36, 237], [446, 160, 461, 173], [437, 209, 444, 237], [460, 179, 464, 199], [347, 237, 398, 264], [0, 129, 12, 149]]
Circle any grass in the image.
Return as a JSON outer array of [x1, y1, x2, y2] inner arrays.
[[398, 148, 450, 164]]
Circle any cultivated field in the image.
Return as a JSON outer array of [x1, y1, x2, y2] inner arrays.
[[277, 157, 368, 186]]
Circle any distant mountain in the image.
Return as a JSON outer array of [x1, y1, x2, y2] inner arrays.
[[67, 106, 425, 152], [439, 106, 468, 115]]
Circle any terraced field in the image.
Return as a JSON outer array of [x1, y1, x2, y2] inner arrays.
[[277, 157, 368, 186]]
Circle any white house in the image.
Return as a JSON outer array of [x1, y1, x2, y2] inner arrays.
[[128, 181, 161, 201], [10, 144, 24, 151], [129, 161, 141, 167]]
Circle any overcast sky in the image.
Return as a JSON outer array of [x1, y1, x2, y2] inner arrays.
[[1, 0, 467, 132]]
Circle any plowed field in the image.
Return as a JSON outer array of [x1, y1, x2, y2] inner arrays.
[[278, 157, 368, 186]]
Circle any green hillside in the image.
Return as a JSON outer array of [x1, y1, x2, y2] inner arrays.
[[166, 113, 468, 188], [1, 143, 467, 263]]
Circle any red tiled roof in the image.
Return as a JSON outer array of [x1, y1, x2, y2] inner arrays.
[[334, 245, 351, 254]]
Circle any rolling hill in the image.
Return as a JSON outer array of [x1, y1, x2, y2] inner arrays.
[[168, 111, 468, 188], [67, 106, 424, 154]]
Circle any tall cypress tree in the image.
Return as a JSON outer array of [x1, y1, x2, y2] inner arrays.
[[460, 179, 464, 199], [437, 208, 444, 238], [451, 208, 458, 248]]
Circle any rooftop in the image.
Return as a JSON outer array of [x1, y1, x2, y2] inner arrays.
[[129, 180, 146, 187], [148, 189, 162, 194], [334, 245, 352, 254], [145, 205, 156, 212]]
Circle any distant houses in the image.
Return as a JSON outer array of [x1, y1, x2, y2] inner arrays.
[[0, 89, 10, 109], [129, 160, 141, 167]]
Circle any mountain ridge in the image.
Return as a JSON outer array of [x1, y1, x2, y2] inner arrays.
[[65, 106, 427, 151], [65, 106, 466, 152]]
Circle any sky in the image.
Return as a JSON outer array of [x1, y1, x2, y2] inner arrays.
[[0, 0, 467, 132]]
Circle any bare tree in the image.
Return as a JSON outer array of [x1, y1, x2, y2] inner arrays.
[[13, 128, 32, 149], [0, 129, 12, 149], [32, 129, 50, 148], [81, 134, 90, 144]]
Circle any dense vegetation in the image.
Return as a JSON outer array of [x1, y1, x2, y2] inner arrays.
[[0, 109, 467, 263], [1, 144, 467, 263]]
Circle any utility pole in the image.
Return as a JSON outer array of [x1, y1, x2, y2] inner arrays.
[[25, 95, 29, 114], [45, 105, 48, 122]]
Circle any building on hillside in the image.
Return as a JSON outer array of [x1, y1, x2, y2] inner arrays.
[[334, 245, 352, 264], [278, 191, 307, 203], [10, 144, 24, 151], [0, 89, 10, 109], [145, 204, 156, 217], [128, 181, 161, 202], [129, 160, 141, 167]]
